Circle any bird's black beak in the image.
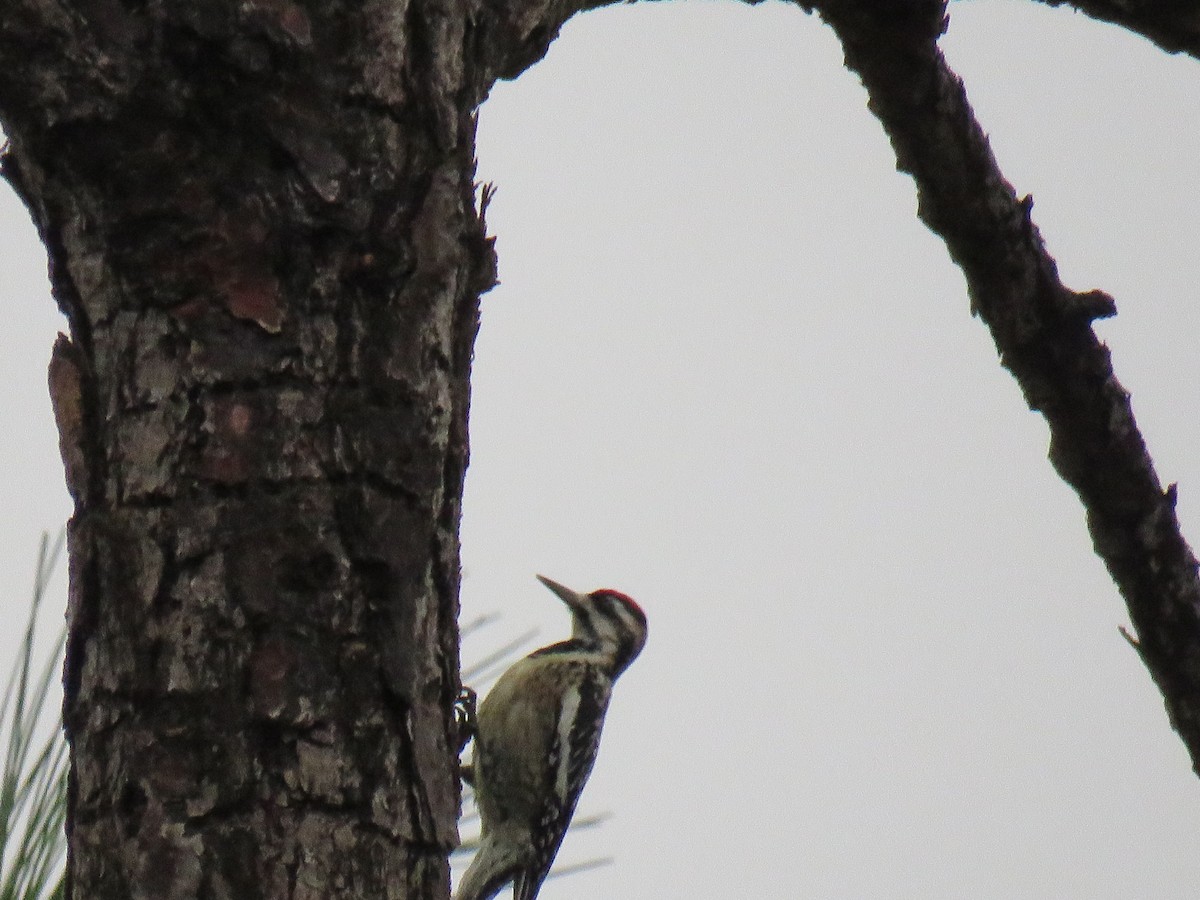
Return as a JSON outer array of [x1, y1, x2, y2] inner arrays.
[[535, 574, 587, 613]]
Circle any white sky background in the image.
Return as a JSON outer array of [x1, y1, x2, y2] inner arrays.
[[1, 1, 1199, 897]]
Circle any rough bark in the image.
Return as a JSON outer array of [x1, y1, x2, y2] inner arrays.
[[1, 2, 499, 897], [811, 0, 1200, 772]]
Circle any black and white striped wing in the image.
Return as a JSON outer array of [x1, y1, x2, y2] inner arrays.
[[515, 663, 612, 900]]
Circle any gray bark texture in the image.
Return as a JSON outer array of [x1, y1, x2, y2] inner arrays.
[[1, 0, 1199, 897], [0, 2, 509, 897]]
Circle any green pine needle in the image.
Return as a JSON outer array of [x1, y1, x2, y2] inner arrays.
[[0, 532, 66, 900]]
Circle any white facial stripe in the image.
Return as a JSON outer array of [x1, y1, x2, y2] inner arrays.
[[605, 599, 641, 642], [613, 601, 643, 635], [594, 604, 621, 647], [569, 594, 646, 673]]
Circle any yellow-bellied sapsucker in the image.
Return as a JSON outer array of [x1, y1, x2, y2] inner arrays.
[[455, 575, 648, 900]]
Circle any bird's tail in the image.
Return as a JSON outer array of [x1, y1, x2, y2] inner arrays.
[[454, 833, 522, 900], [513, 869, 550, 900]]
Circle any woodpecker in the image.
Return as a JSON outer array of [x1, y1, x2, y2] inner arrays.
[[454, 575, 647, 900]]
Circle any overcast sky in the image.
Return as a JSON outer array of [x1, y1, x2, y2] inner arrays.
[[2, 2, 1200, 898]]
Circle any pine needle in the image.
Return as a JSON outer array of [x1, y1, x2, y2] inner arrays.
[[0, 532, 67, 900]]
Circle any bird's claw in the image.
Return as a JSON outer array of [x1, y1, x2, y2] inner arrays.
[[454, 686, 478, 755]]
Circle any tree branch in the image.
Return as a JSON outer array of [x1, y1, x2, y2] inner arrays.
[[473, 0, 624, 87], [1030, 0, 1200, 60], [815, 0, 1200, 770]]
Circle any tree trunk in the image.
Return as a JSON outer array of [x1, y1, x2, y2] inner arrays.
[[1, 3, 499, 896]]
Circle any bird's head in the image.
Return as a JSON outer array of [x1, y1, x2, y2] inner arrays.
[[536, 574, 647, 676]]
